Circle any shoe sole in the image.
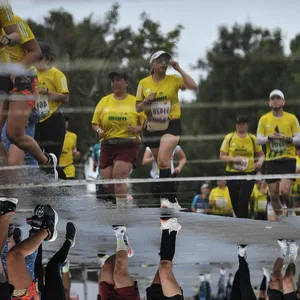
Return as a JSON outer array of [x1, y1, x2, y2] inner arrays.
[[68, 223, 77, 248], [48, 208, 59, 242], [49, 153, 58, 181], [0, 197, 18, 205]]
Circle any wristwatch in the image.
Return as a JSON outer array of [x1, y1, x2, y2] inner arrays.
[[4, 35, 11, 45]]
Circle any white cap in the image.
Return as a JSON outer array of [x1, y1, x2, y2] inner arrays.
[[201, 183, 209, 190], [150, 51, 171, 63], [269, 89, 285, 100]]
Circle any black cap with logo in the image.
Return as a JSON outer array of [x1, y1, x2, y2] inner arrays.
[[236, 115, 249, 124], [108, 70, 128, 81]]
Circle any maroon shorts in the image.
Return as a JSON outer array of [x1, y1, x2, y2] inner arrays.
[[100, 140, 140, 169], [100, 281, 140, 300]]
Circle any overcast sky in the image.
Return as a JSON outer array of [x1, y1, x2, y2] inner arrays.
[[9, 0, 300, 100]]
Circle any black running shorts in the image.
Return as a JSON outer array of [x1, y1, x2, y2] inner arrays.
[[143, 119, 181, 149], [264, 158, 296, 184], [146, 284, 184, 300]]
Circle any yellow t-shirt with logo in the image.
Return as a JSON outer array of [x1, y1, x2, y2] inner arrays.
[[292, 156, 300, 200], [36, 66, 69, 122], [257, 111, 300, 161], [209, 186, 232, 216], [3, 15, 34, 63], [220, 132, 262, 173], [60, 131, 77, 178], [136, 74, 184, 120], [92, 93, 146, 141], [0, 3, 15, 63], [251, 184, 267, 213]]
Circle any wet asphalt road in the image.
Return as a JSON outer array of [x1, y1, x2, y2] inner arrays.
[[2, 168, 300, 298]]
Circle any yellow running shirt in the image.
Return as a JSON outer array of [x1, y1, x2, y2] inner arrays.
[[60, 130, 77, 178], [4, 15, 34, 63], [36, 66, 69, 122], [251, 184, 267, 213], [209, 186, 232, 216], [0, 3, 15, 63], [220, 132, 262, 173], [136, 74, 183, 120], [92, 93, 145, 141], [292, 156, 300, 201], [257, 111, 300, 161]]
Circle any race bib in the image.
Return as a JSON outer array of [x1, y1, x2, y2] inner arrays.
[[151, 101, 171, 121], [257, 199, 267, 211], [216, 197, 227, 208], [270, 140, 286, 153], [233, 158, 249, 171], [35, 94, 49, 119]]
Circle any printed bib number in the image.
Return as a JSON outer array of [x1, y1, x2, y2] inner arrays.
[[257, 199, 267, 211], [35, 95, 49, 119], [151, 101, 171, 121], [233, 158, 249, 171], [270, 140, 286, 153], [216, 197, 227, 208]]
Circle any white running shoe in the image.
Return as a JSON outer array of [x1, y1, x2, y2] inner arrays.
[[160, 218, 182, 234], [278, 239, 288, 258], [262, 267, 271, 282], [237, 245, 247, 258], [289, 241, 299, 263], [160, 198, 182, 212], [112, 226, 134, 257]]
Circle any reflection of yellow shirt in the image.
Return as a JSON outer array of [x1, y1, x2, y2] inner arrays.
[[60, 131, 77, 178], [3, 15, 34, 63], [292, 156, 300, 199], [257, 111, 300, 160], [220, 132, 262, 173], [0, 3, 15, 63], [209, 187, 232, 216], [136, 75, 183, 120], [251, 184, 267, 213], [36, 66, 69, 122], [92, 93, 146, 141]]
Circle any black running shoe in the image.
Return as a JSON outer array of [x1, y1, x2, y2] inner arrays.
[[0, 197, 18, 216], [13, 228, 22, 245], [66, 222, 77, 248], [29, 227, 39, 237], [40, 153, 58, 180], [8, 224, 15, 239], [41, 205, 58, 242]]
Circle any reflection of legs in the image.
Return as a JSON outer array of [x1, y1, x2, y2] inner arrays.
[[7, 228, 48, 289], [230, 269, 241, 300], [227, 180, 240, 217], [268, 182, 282, 217], [61, 261, 71, 300], [112, 161, 133, 199], [100, 254, 115, 286], [34, 244, 44, 295], [238, 180, 255, 219], [258, 276, 267, 300], [159, 218, 182, 297], [238, 256, 256, 300], [280, 179, 294, 214], [157, 134, 179, 203], [101, 166, 114, 195]]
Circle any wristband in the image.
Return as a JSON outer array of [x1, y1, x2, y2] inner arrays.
[[4, 35, 11, 45], [96, 128, 101, 133]]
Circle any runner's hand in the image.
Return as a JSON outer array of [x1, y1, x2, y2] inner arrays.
[[97, 128, 104, 139], [38, 87, 48, 94], [128, 125, 139, 134], [255, 161, 263, 170], [232, 156, 244, 163], [170, 60, 180, 71], [173, 167, 181, 175], [0, 35, 10, 48], [143, 92, 156, 104]]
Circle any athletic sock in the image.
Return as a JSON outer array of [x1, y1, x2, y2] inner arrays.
[[160, 229, 176, 261], [160, 169, 176, 203], [116, 234, 127, 252]]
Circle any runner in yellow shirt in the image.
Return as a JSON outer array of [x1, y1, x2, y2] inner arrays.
[[60, 116, 81, 179], [1, 14, 41, 166], [209, 180, 233, 217], [136, 50, 197, 211], [257, 90, 300, 219], [92, 70, 145, 204], [33, 42, 69, 178], [250, 177, 268, 220], [220, 116, 265, 218]]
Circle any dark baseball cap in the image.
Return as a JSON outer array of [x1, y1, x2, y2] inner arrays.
[[38, 41, 53, 57], [236, 115, 249, 124], [108, 70, 128, 80]]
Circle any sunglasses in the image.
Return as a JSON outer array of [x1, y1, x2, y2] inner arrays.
[[154, 57, 171, 64]]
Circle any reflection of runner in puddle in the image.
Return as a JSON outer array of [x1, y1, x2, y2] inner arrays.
[[257, 89, 300, 220], [220, 116, 265, 219], [146, 217, 183, 299]]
